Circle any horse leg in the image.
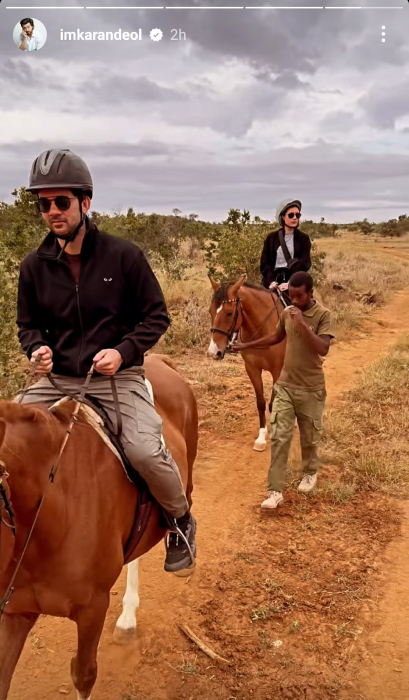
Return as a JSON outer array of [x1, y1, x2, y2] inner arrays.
[[245, 363, 267, 452], [113, 559, 139, 645], [71, 597, 109, 700], [0, 612, 38, 700]]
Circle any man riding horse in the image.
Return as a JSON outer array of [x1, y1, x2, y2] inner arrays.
[[15, 148, 196, 573]]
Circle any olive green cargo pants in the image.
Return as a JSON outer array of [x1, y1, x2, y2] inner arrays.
[[268, 384, 326, 493]]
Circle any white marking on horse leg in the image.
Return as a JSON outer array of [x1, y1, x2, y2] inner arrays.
[[253, 427, 267, 451], [254, 427, 267, 446], [207, 339, 220, 358], [77, 694, 91, 700], [116, 559, 139, 632]]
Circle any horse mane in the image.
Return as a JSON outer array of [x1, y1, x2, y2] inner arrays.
[[151, 354, 180, 374], [213, 280, 271, 304], [0, 401, 56, 425], [0, 401, 69, 458]]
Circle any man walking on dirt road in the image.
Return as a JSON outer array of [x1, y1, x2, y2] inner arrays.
[[233, 271, 334, 509]]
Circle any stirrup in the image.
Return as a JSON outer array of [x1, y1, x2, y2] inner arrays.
[[164, 521, 195, 568]]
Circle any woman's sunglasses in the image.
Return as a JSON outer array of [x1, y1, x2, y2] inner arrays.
[[36, 196, 77, 214], [286, 212, 301, 220]]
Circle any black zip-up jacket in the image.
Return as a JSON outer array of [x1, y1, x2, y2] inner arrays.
[[260, 228, 312, 288], [17, 225, 170, 377]]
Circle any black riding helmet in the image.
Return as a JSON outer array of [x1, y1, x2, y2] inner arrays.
[[28, 149, 93, 256]]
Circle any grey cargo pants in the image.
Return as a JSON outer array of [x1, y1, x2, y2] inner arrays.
[[16, 367, 189, 518]]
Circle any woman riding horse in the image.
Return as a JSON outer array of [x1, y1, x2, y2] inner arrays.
[[260, 199, 312, 298]]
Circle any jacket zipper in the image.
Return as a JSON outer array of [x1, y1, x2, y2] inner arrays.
[[75, 284, 85, 375]]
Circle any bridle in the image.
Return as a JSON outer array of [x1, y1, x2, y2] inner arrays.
[[210, 297, 243, 345], [210, 289, 288, 349], [0, 463, 15, 537]]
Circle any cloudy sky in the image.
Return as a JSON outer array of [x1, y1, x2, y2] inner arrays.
[[0, 0, 408, 222]]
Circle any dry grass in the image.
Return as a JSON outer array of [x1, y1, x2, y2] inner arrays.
[[154, 236, 409, 352], [155, 262, 211, 354], [316, 238, 409, 340], [323, 335, 409, 496]]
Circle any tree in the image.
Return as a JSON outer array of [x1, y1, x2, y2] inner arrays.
[[360, 218, 374, 235], [0, 187, 46, 259], [224, 208, 242, 230], [379, 219, 402, 237]]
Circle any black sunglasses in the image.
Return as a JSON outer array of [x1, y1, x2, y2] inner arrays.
[[36, 196, 77, 214], [286, 212, 301, 220]]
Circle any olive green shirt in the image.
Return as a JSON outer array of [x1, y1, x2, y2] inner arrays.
[[276, 301, 334, 391]]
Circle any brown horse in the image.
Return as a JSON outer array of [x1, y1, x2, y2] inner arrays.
[[0, 354, 197, 700], [208, 275, 286, 451]]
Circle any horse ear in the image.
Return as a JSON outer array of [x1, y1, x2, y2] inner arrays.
[[232, 274, 246, 295], [209, 276, 220, 291]]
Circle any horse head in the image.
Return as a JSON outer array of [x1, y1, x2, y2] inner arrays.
[[207, 274, 246, 360], [0, 404, 61, 586]]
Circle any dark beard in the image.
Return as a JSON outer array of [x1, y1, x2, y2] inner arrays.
[[52, 223, 80, 240]]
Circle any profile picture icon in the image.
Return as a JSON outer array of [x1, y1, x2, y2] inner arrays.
[[13, 18, 47, 52]]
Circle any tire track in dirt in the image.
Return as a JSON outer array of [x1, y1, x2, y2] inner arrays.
[[7, 284, 409, 700]]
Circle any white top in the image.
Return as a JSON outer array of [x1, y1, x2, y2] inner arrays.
[[20, 28, 45, 51], [275, 232, 295, 269]]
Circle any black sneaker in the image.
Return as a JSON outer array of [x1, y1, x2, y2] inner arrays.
[[164, 515, 197, 573]]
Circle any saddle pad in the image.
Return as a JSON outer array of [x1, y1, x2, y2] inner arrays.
[[145, 377, 154, 403], [51, 396, 124, 465]]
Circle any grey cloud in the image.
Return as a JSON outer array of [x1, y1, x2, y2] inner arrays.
[[1, 139, 408, 223], [83, 74, 186, 103], [360, 82, 409, 129], [1, 3, 409, 223], [319, 111, 362, 132], [256, 69, 312, 91]]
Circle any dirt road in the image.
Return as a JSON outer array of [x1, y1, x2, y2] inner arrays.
[[341, 503, 409, 700], [7, 282, 409, 699]]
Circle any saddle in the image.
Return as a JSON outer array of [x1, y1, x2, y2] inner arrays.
[[51, 389, 169, 564]]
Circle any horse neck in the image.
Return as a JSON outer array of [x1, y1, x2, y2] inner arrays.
[[238, 286, 282, 342], [0, 409, 63, 516]]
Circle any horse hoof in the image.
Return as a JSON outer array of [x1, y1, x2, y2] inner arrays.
[[173, 562, 197, 578], [253, 442, 266, 452], [113, 625, 136, 646]]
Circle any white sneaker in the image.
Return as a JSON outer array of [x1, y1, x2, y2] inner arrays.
[[261, 491, 284, 509], [298, 474, 317, 493]]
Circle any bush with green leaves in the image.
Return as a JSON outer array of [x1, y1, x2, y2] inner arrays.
[[92, 208, 211, 280], [0, 243, 27, 397], [376, 217, 409, 238]]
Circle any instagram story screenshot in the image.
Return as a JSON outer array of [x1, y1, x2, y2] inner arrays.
[[0, 1, 409, 700]]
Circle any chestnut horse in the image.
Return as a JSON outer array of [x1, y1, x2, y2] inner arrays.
[[208, 275, 286, 451], [0, 354, 197, 700]]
